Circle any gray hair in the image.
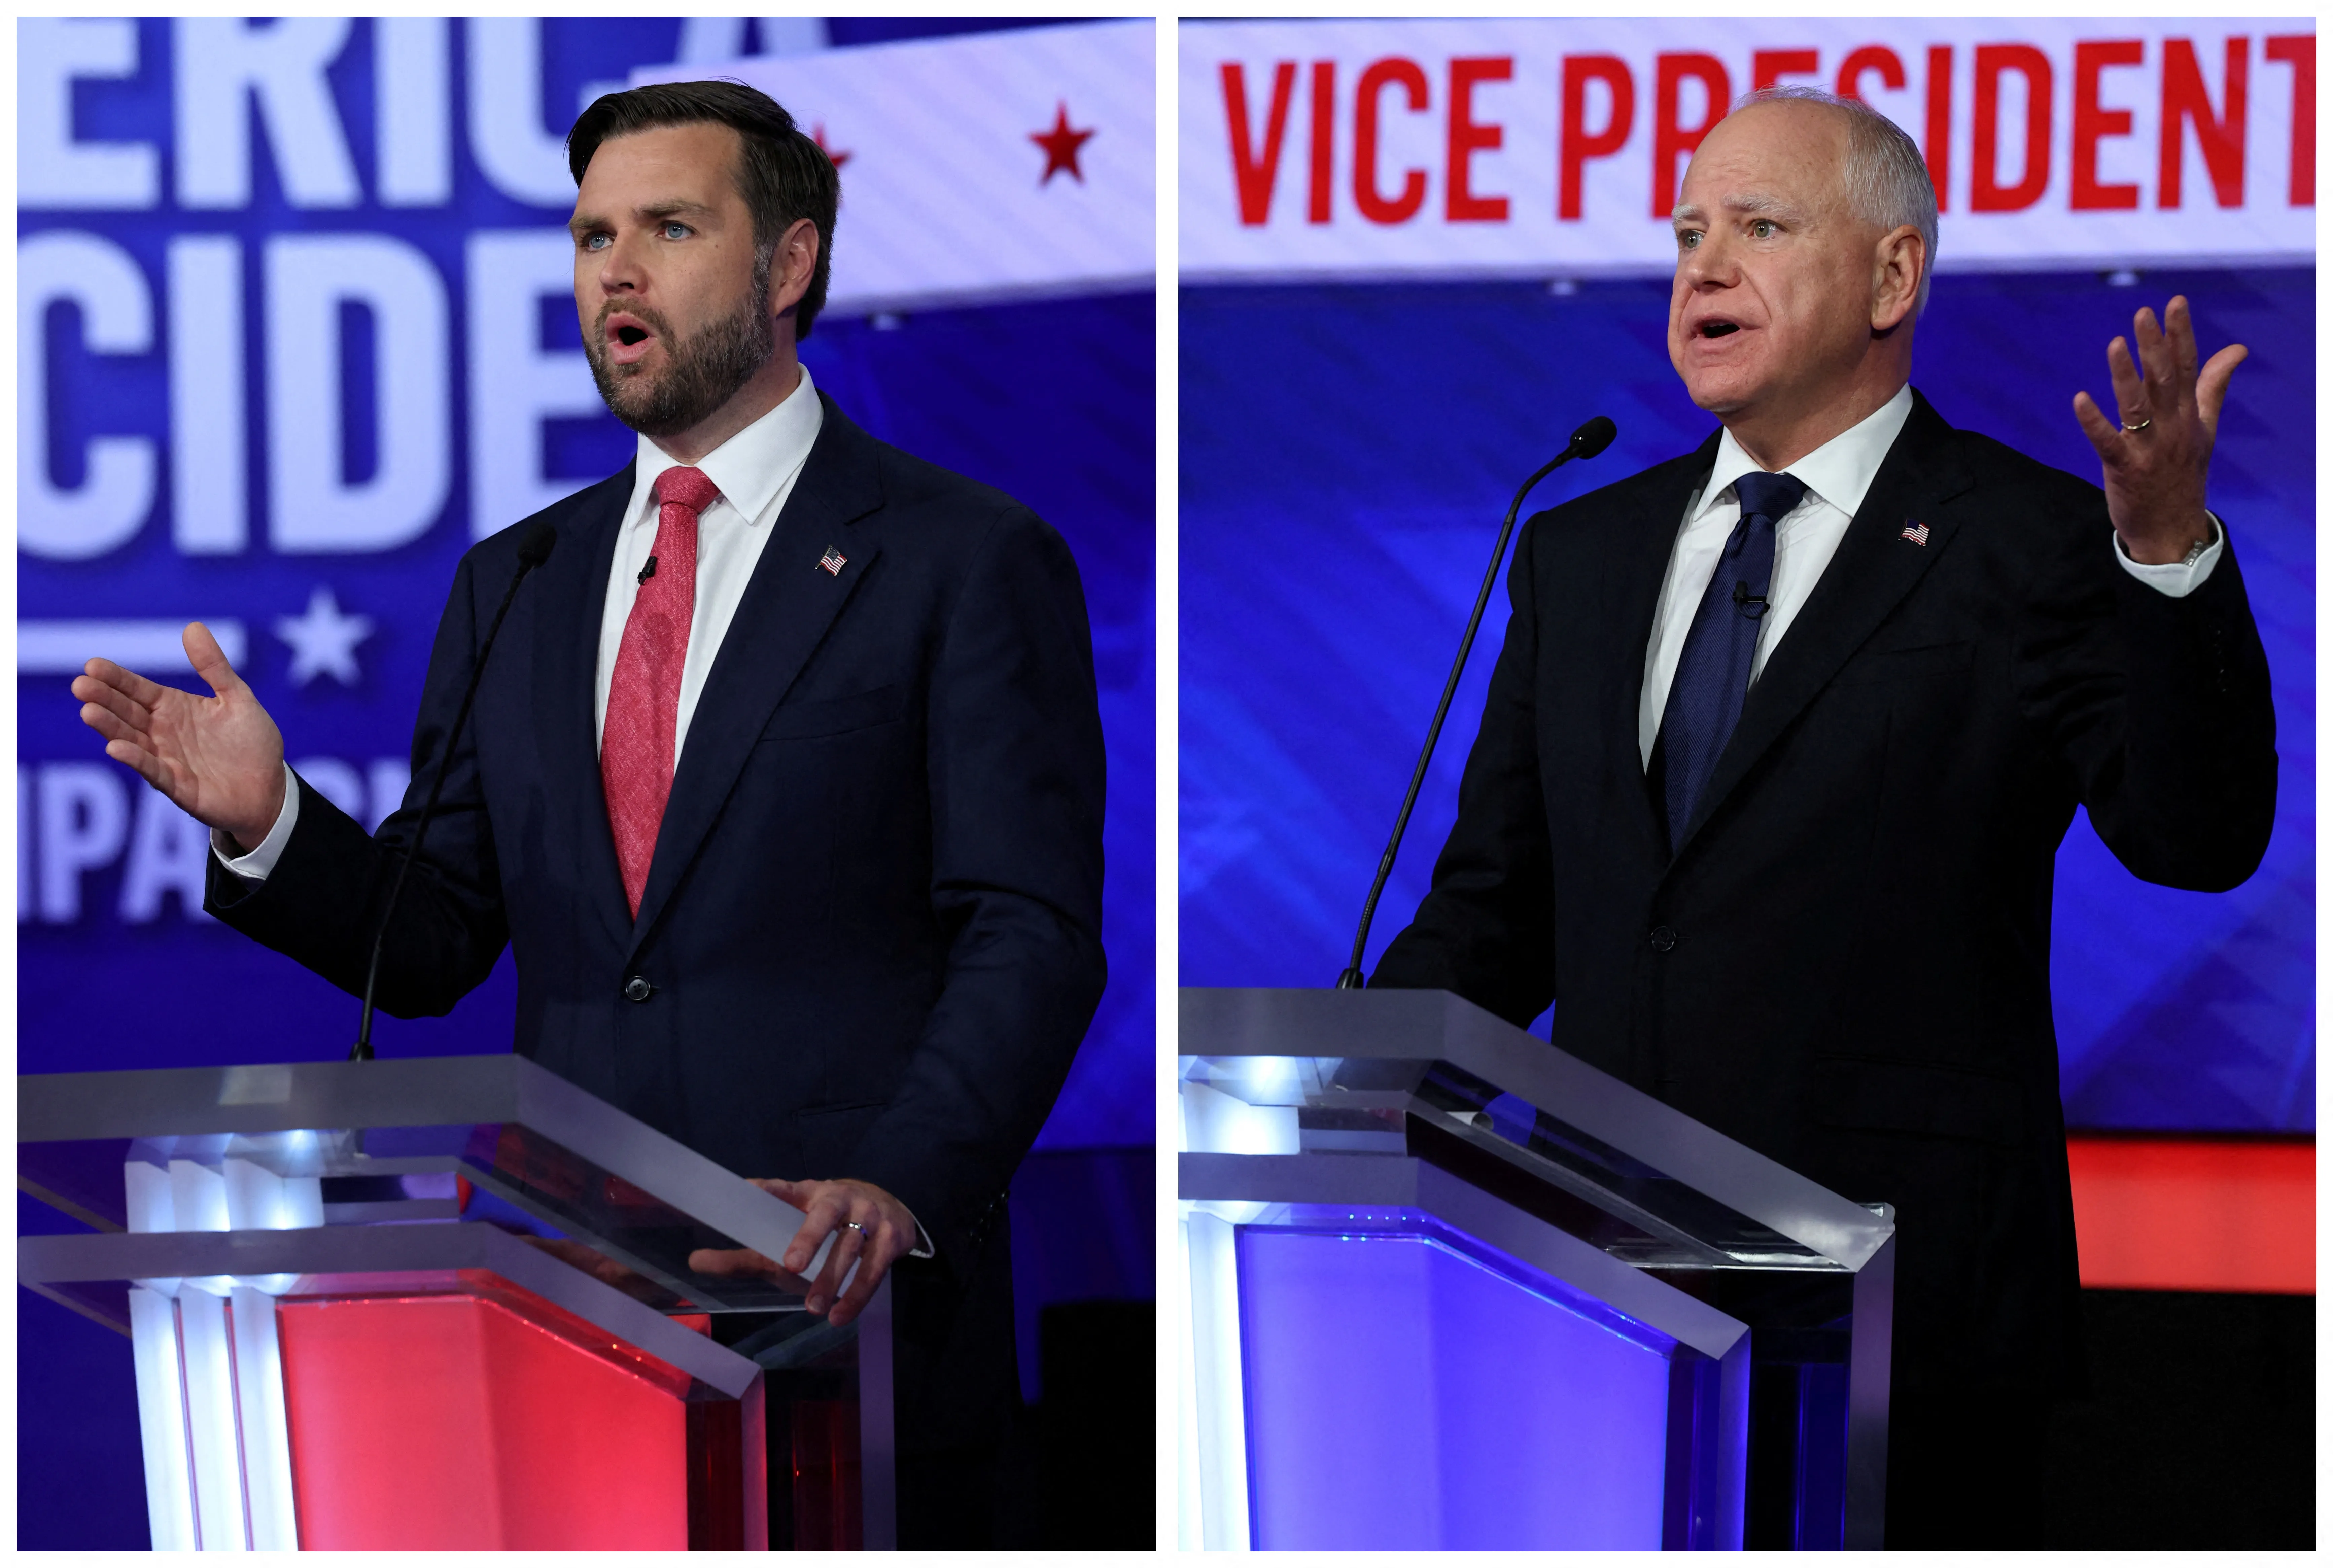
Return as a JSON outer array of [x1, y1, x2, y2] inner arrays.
[[1735, 85, 1938, 316]]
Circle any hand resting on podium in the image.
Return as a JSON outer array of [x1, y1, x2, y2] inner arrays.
[[517, 1174, 914, 1324], [520, 1234, 813, 1306], [687, 1177, 919, 1327]]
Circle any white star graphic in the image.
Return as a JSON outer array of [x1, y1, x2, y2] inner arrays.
[[275, 586, 375, 688]]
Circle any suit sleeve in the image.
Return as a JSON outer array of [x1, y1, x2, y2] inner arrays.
[[203, 550, 512, 1015], [840, 505, 1109, 1267], [2017, 489, 2276, 891], [1368, 512, 1560, 1027]]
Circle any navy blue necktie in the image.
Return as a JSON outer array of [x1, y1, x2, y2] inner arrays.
[[1657, 470, 1808, 849]]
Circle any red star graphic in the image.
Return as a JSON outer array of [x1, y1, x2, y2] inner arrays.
[[812, 123, 850, 171], [1030, 102, 1095, 186]]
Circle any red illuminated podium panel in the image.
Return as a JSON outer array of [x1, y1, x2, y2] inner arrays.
[[18, 1055, 894, 1551], [279, 1278, 705, 1550]]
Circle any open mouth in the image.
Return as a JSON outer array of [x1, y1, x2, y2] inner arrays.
[[1698, 320, 1741, 338], [602, 312, 659, 366]]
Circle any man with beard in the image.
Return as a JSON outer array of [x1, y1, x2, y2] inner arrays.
[[72, 81, 1107, 1546]]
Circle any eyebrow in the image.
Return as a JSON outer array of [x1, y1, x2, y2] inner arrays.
[[568, 199, 719, 235], [1672, 192, 1808, 225]]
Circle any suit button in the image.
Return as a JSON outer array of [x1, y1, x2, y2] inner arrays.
[[623, 976, 653, 1002], [1649, 926, 1678, 952]]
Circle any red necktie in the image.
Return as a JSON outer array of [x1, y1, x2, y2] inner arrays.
[[602, 465, 719, 916]]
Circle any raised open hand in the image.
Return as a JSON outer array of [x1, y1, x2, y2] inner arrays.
[[72, 622, 287, 849], [2071, 294, 2247, 565]]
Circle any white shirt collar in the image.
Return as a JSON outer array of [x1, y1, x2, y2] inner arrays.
[[631, 363, 824, 527], [1694, 382, 1916, 524]]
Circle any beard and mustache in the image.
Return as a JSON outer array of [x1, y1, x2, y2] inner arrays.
[[582, 250, 778, 440]]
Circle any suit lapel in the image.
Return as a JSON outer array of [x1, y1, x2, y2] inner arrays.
[[533, 463, 636, 949], [626, 395, 886, 956], [1671, 392, 1975, 857]]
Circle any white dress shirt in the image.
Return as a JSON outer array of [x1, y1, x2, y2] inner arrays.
[[593, 364, 823, 761], [1636, 384, 2226, 768]]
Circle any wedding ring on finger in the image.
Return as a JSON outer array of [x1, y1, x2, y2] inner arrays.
[[843, 1221, 866, 1234], [2121, 416, 2152, 433]]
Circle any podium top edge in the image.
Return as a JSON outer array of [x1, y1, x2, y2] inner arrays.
[[1179, 985, 1469, 1056], [16, 1057, 825, 1286], [16, 1054, 534, 1143], [1177, 986, 1893, 1266]]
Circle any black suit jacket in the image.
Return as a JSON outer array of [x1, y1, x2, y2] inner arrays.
[[209, 394, 1109, 1446], [1373, 390, 2274, 1391]]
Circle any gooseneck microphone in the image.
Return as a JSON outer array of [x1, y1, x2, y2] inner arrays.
[[352, 522, 558, 1060], [1334, 415, 1617, 990]]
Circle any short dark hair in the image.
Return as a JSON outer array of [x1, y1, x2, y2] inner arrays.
[[567, 80, 840, 340]]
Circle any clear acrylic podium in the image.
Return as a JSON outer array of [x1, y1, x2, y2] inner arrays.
[[19, 1053, 894, 1551], [1178, 988, 1896, 1551]]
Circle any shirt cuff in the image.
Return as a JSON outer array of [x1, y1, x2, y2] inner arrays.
[[2114, 513, 2224, 599], [210, 763, 300, 881], [904, 1210, 936, 1260]]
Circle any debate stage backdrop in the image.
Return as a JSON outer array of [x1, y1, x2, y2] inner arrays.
[[19, 17, 1152, 1546], [1180, 19, 2314, 1134]]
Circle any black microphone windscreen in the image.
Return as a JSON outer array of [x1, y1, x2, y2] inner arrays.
[[517, 522, 558, 568], [1570, 415, 1618, 459]]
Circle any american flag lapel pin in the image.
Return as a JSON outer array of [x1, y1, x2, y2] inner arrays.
[[819, 546, 847, 575], [1899, 518, 1930, 546]]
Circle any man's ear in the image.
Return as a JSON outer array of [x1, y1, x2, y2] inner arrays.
[[769, 216, 820, 325], [1871, 226, 1924, 333]]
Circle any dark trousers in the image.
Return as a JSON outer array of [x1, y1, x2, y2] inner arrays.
[[898, 1444, 1004, 1549], [1691, 1269, 2055, 1551], [709, 1310, 1008, 1550], [1883, 1378, 2051, 1549]]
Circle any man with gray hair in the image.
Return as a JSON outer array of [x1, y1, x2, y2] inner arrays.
[[1372, 88, 2272, 1545]]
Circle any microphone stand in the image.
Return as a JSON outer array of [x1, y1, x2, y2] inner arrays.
[[352, 525, 556, 1060], [1335, 416, 1617, 989]]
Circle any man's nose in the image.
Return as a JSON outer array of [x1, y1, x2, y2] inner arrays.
[[595, 233, 648, 294], [1679, 231, 1736, 289]]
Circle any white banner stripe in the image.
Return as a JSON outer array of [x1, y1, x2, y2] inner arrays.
[[1181, 19, 2314, 280], [632, 21, 1155, 316], [19, 621, 247, 676]]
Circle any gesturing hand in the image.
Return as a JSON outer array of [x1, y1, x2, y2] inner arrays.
[[686, 1177, 916, 1327], [2071, 295, 2247, 566], [71, 622, 287, 849]]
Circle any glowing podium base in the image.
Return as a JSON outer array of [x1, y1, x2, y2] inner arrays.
[[1178, 988, 1896, 1551], [20, 1054, 892, 1551]]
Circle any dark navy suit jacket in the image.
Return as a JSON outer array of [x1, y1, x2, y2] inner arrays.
[[209, 394, 1108, 1446], [1374, 391, 2275, 1395]]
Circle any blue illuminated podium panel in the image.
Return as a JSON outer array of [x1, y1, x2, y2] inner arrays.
[[1238, 1212, 1707, 1549], [1178, 987, 1896, 1551]]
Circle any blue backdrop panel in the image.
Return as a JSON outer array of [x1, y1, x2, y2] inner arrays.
[[1181, 269, 2311, 1134]]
